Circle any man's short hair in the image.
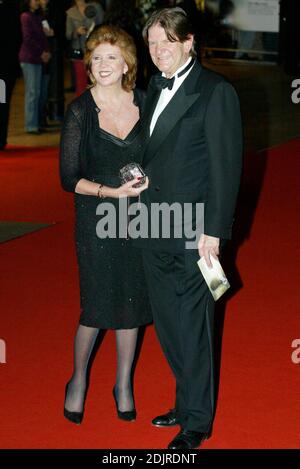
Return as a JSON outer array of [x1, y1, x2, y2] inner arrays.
[[142, 7, 196, 57]]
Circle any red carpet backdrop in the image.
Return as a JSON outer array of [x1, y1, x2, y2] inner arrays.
[[0, 141, 300, 448]]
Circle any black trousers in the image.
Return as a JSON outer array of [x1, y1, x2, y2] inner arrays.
[[142, 248, 215, 433]]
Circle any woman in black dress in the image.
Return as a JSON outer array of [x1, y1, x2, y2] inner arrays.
[[60, 25, 151, 424]]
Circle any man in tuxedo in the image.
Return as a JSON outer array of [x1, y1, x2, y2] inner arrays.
[[140, 7, 243, 449]]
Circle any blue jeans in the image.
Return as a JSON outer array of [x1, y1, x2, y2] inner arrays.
[[20, 62, 42, 132]]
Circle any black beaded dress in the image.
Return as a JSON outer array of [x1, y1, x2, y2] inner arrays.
[[60, 89, 151, 329]]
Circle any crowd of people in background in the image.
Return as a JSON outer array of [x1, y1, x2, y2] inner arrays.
[[0, 0, 279, 150], [0, 0, 203, 148]]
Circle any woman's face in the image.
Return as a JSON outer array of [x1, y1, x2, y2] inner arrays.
[[29, 0, 40, 11], [90, 43, 128, 88], [39, 0, 49, 8]]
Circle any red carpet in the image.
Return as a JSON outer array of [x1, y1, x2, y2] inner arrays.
[[0, 141, 300, 448]]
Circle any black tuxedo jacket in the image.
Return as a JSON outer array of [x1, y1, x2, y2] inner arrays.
[[138, 61, 243, 252]]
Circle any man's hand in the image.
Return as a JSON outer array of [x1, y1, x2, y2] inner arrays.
[[198, 234, 220, 268]]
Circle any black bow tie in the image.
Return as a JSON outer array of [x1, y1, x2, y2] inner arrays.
[[153, 75, 175, 90], [152, 58, 195, 91]]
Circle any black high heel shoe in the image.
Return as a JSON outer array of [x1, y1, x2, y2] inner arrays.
[[112, 387, 136, 422], [63, 383, 84, 425]]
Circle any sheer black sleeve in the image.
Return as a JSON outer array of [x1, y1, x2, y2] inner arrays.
[[133, 88, 147, 117], [59, 102, 83, 193]]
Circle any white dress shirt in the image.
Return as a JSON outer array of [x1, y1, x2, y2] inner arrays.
[[150, 57, 194, 136]]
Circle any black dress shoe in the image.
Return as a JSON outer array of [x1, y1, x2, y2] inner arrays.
[[168, 429, 208, 449], [152, 409, 180, 427], [112, 387, 136, 422], [63, 383, 84, 425]]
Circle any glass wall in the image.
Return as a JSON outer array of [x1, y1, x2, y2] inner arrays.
[[201, 0, 279, 61]]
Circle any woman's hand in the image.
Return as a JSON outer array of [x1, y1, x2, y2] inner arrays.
[[116, 177, 149, 199], [43, 27, 54, 37], [76, 26, 87, 36], [74, 177, 149, 199], [41, 51, 51, 63]]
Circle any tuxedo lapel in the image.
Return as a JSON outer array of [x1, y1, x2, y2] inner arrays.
[[143, 62, 202, 167]]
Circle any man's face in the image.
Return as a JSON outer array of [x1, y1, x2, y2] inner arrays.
[[148, 24, 193, 78]]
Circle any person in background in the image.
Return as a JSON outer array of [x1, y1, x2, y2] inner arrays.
[[19, 0, 51, 134], [60, 25, 151, 425], [39, 0, 55, 128], [42, 0, 66, 122], [103, 0, 147, 88], [66, 0, 104, 95], [0, 0, 21, 150]]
